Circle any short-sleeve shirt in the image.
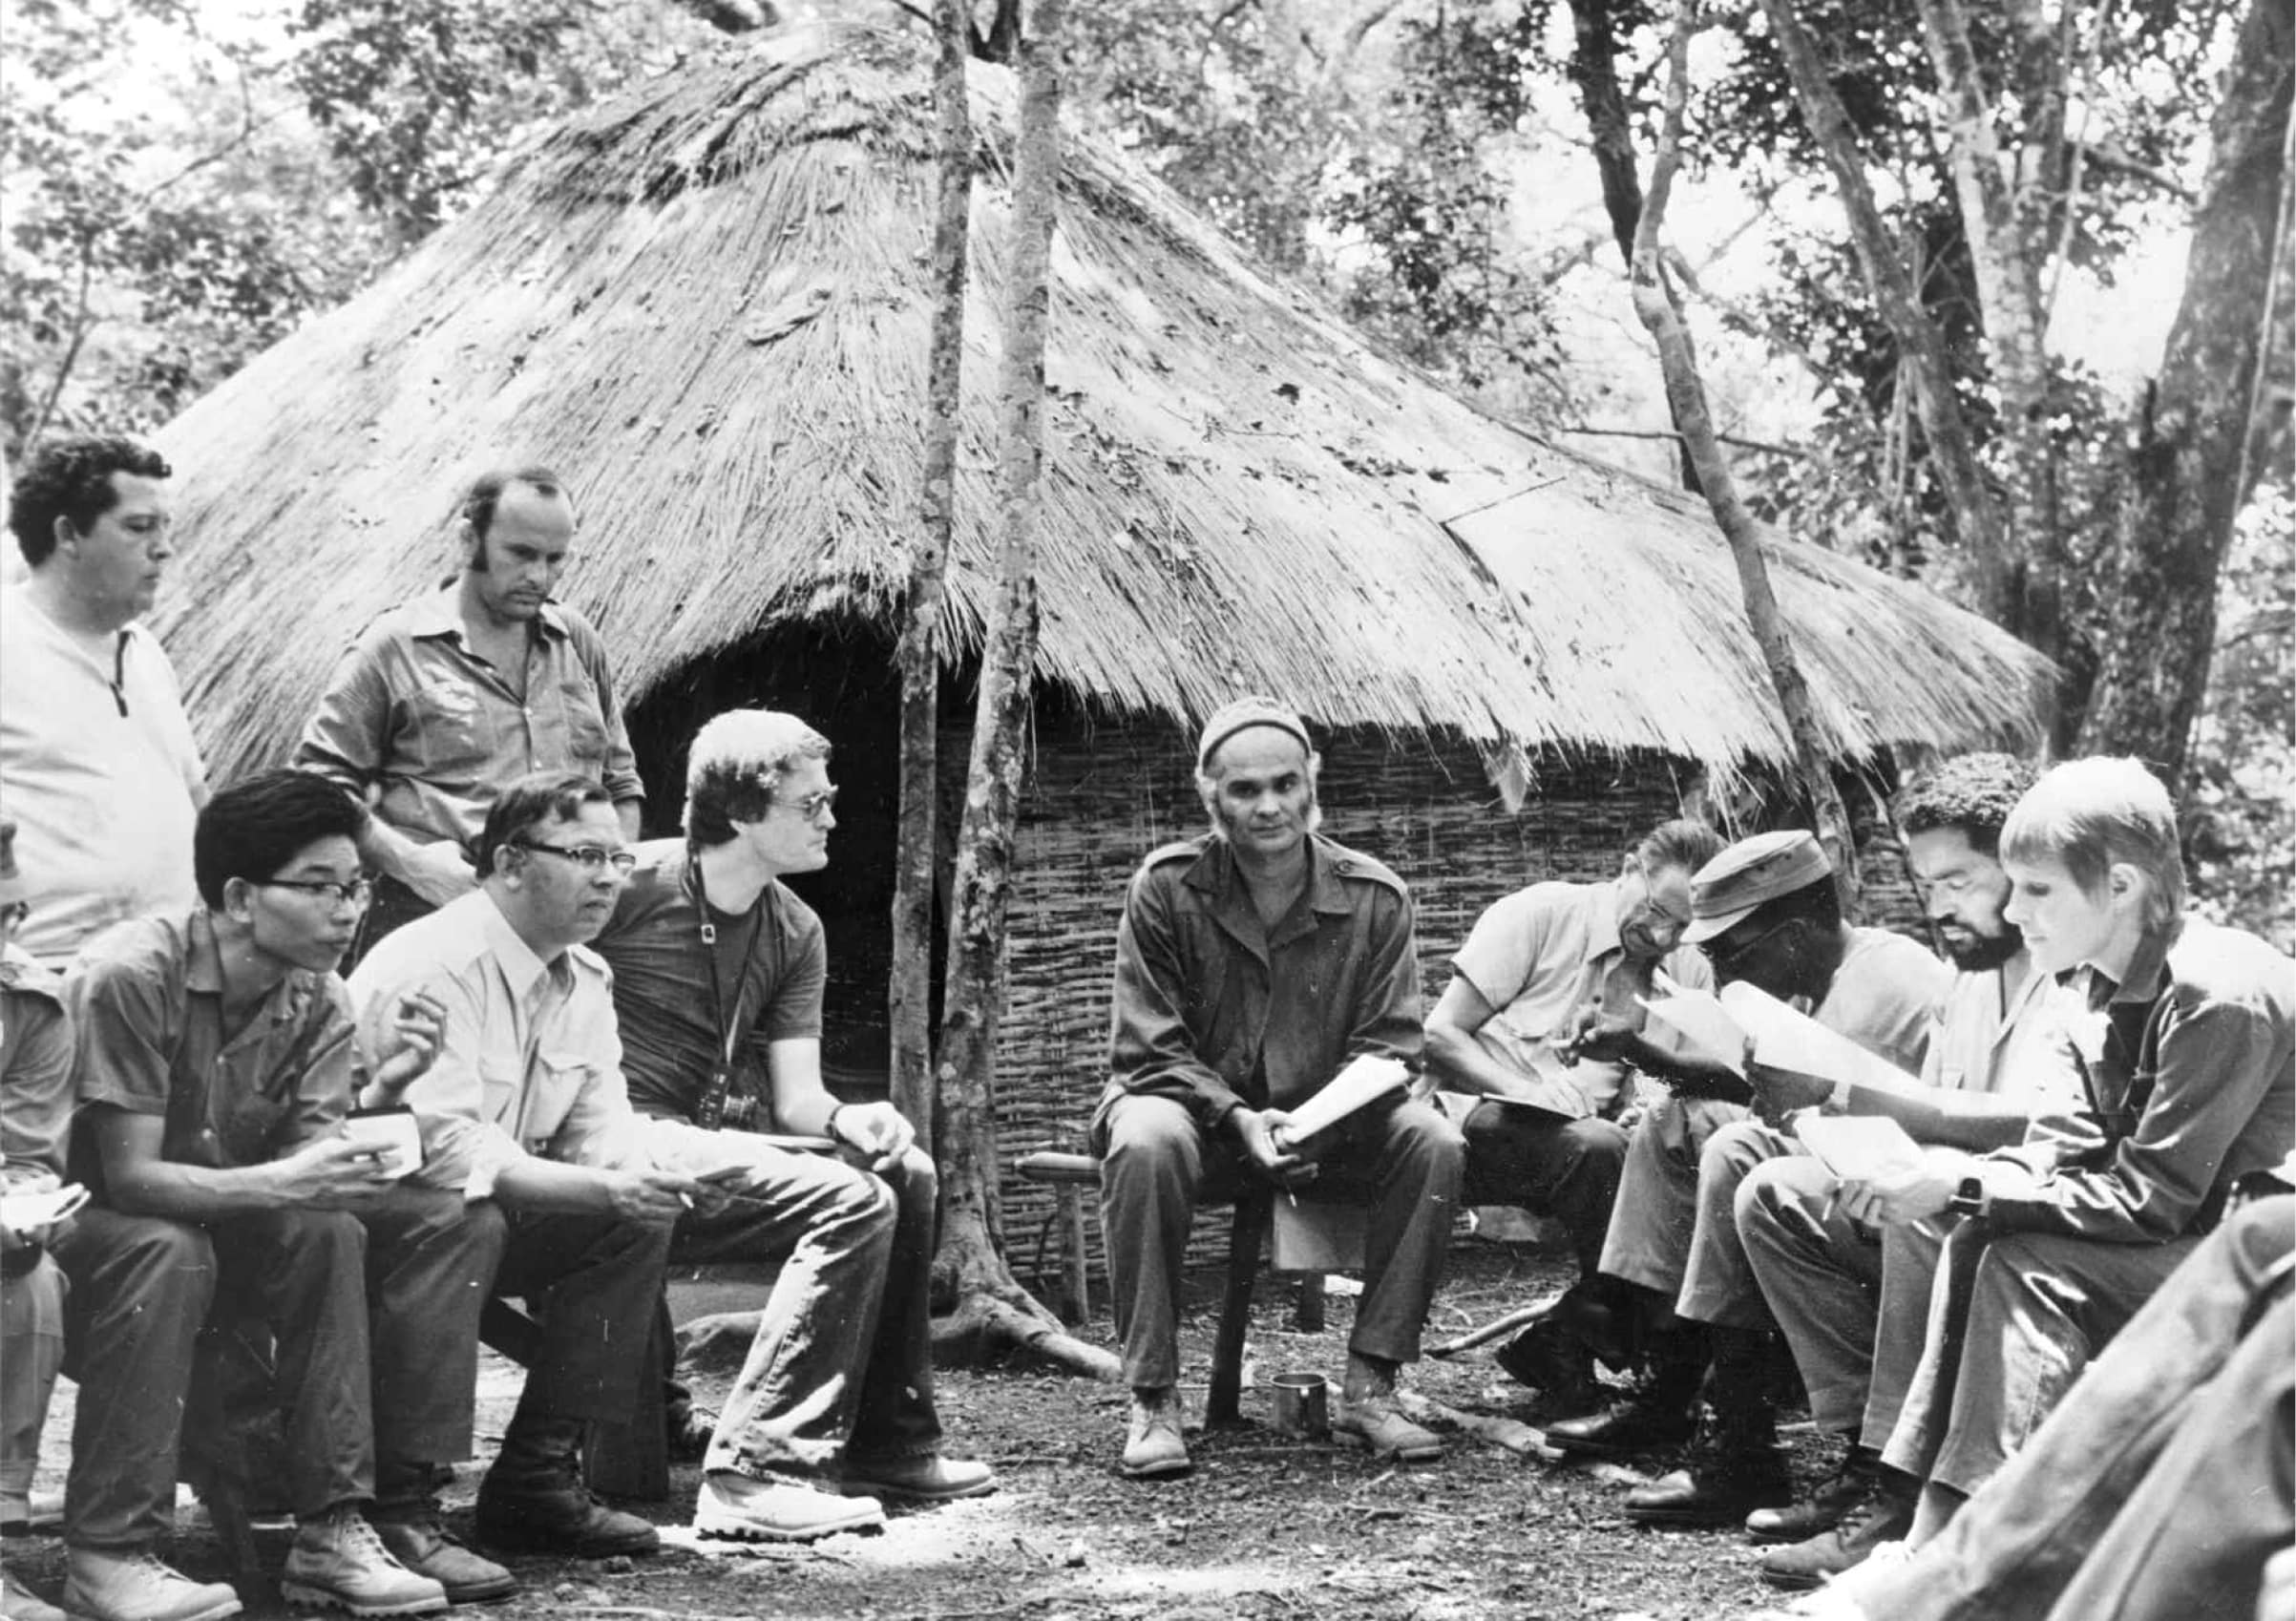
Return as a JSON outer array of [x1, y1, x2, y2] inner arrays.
[[64, 911, 352, 1201], [1, 589, 205, 966], [1813, 926, 1952, 1079], [348, 888, 650, 1200], [587, 840, 826, 1126], [1447, 878, 1716, 1116], [1, 945, 74, 1189], [293, 589, 643, 854], [1921, 956, 2080, 1109]]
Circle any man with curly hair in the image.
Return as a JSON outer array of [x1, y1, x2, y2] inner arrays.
[[2, 435, 207, 966]]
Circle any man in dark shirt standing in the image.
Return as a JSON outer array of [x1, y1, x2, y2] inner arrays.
[[589, 710, 991, 1545]]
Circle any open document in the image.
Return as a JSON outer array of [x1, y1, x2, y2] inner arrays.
[[1276, 1054, 1411, 1146], [1639, 974, 1908, 1094], [1794, 1112, 1928, 1184]]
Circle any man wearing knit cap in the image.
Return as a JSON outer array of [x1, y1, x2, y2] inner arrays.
[[1094, 697, 1464, 1478], [1545, 828, 1949, 1531]]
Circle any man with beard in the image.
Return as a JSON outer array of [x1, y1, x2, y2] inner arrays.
[[295, 467, 643, 948], [1543, 829, 1950, 1531], [1729, 755, 2085, 1587], [1095, 697, 1464, 1479], [1424, 817, 1723, 1412]]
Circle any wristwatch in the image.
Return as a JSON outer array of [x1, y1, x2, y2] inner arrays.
[[1947, 1174, 1990, 1219]]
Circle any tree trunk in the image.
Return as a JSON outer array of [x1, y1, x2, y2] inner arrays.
[[932, 0, 1117, 1380], [889, 0, 975, 1157], [1633, 2, 1861, 906], [2075, 0, 2293, 786], [1756, 0, 2016, 659]]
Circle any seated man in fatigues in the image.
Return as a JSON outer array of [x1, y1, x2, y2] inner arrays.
[[588, 710, 992, 1544], [348, 772, 708, 1571], [53, 772, 494, 1621], [1095, 697, 1465, 1479], [2, 821, 77, 1621], [1545, 830, 1950, 1531], [1733, 754, 2084, 1587], [1810, 756, 2294, 1597], [1424, 815, 1723, 1412]]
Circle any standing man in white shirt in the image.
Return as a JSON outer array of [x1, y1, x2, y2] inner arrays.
[[1, 436, 206, 966]]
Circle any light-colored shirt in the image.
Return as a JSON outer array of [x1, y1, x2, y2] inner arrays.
[[0, 589, 205, 966], [1446, 877, 1714, 1116], [1805, 926, 1951, 1080], [347, 888, 656, 1200], [1920, 953, 2080, 1107], [293, 588, 642, 860], [1, 944, 74, 1190]]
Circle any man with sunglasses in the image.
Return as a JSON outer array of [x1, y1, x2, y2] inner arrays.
[[52, 771, 495, 1621], [1424, 817, 1724, 1414], [348, 771, 710, 1578], [585, 709, 992, 1544], [1546, 829, 1948, 1531], [295, 467, 644, 952]]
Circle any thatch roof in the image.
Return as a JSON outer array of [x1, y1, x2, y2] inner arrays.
[[152, 20, 2048, 785]]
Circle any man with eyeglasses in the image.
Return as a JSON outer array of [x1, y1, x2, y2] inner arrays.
[[1422, 817, 1724, 1416], [348, 770, 711, 1573], [51, 771, 495, 1621], [295, 466, 644, 954], [584, 709, 992, 1543], [1545, 828, 1948, 1532], [2, 434, 208, 969]]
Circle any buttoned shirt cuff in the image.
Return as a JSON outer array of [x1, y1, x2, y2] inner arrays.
[[1827, 1077, 1854, 1112]]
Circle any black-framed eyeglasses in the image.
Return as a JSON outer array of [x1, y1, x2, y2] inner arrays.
[[255, 876, 373, 909], [1631, 858, 1695, 934], [771, 788, 838, 823], [516, 841, 639, 874], [1701, 916, 1794, 968]]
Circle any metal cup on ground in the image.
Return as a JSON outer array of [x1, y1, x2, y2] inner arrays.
[[1270, 1372, 1330, 1439]]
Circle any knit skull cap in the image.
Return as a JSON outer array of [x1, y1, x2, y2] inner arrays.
[[1679, 828, 1833, 946], [1196, 697, 1314, 774]]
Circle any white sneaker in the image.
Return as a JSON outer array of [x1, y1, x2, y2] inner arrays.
[[61, 1548, 242, 1621], [278, 1507, 447, 1617], [2, 1566, 68, 1621], [693, 1471, 885, 1544]]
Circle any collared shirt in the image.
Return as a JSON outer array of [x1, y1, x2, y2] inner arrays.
[[588, 840, 824, 1125], [1919, 953, 2080, 1107], [1, 945, 74, 1189], [348, 888, 652, 1200], [64, 911, 351, 1201], [1446, 877, 1715, 1116], [0, 589, 205, 966], [1098, 832, 1422, 1136], [293, 587, 643, 856], [1990, 916, 2295, 1241]]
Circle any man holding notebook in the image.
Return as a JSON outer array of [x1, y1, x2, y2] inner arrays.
[[1094, 697, 1464, 1479]]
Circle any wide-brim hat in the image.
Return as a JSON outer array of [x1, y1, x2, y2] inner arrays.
[[1679, 828, 1832, 945]]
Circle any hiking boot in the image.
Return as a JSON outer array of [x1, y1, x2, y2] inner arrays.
[[62, 1548, 242, 1621], [1745, 1444, 1879, 1543], [1627, 1336, 1793, 1528], [1543, 1387, 1698, 1458], [475, 1415, 660, 1558], [1494, 1320, 1602, 1414], [372, 1515, 518, 1605], [841, 1455, 997, 1503], [693, 1472, 884, 1544], [1759, 1471, 1917, 1589], [279, 1506, 447, 1617], [1334, 1379, 1443, 1464], [1119, 1389, 1190, 1480], [1, 1567, 66, 1621]]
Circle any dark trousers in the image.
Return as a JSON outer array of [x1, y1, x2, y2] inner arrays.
[[55, 1186, 503, 1549], [1460, 1103, 1627, 1276], [494, 1208, 674, 1432], [1093, 1091, 1464, 1390], [684, 1145, 942, 1482]]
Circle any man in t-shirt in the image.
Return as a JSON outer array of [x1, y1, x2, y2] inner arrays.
[[588, 710, 991, 1544], [1424, 817, 1723, 1410], [2, 435, 206, 967], [1545, 830, 1951, 1531]]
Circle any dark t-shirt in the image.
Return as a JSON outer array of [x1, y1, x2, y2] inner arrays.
[[589, 839, 826, 1123]]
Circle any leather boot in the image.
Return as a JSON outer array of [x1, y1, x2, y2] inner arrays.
[[1544, 1318, 1705, 1459], [1745, 1442, 1879, 1543], [1625, 1328, 1793, 1527], [474, 1413, 660, 1558]]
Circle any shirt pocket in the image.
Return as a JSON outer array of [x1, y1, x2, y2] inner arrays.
[[219, 1082, 292, 1165], [532, 1051, 597, 1153], [555, 675, 613, 770], [402, 679, 492, 777]]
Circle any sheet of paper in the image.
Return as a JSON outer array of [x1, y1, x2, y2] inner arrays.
[[1636, 986, 1751, 1076], [0, 1183, 88, 1232], [1794, 1113, 1928, 1183], [1278, 1054, 1410, 1144], [1718, 982, 1911, 1092]]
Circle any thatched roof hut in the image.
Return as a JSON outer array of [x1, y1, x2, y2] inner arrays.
[[151, 20, 2046, 789]]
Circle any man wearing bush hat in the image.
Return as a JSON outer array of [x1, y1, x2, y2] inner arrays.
[[1546, 827, 1949, 1531]]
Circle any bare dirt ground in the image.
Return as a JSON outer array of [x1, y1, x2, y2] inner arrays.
[[13, 1245, 1824, 1621]]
